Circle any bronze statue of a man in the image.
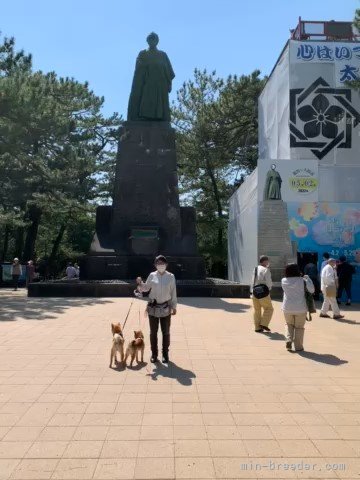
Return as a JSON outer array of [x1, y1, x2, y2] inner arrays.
[[264, 164, 282, 200], [127, 32, 175, 122]]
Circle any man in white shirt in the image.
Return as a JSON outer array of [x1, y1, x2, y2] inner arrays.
[[136, 255, 177, 364], [66, 263, 77, 279], [251, 255, 274, 333], [320, 258, 344, 319], [320, 252, 330, 272]]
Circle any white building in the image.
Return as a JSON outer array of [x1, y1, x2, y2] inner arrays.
[[228, 18, 360, 300]]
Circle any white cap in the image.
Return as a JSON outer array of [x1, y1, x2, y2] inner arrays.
[[14, 258, 19, 261]]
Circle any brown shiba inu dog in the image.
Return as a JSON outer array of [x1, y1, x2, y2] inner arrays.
[[110, 323, 125, 367], [124, 330, 145, 367]]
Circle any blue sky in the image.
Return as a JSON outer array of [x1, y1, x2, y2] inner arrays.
[[2, 0, 357, 118]]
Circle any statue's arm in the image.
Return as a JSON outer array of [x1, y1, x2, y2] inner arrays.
[[164, 53, 175, 92]]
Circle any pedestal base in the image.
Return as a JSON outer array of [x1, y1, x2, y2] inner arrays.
[[80, 254, 206, 280], [258, 200, 296, 282]]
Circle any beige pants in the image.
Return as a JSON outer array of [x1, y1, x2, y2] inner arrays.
[[284, 313, 306, 350], [252, 295, 274, 329], [321, 294, 340, 316]]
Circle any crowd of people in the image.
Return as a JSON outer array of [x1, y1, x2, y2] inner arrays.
[[251, 252, 355, 352], [1, 258, 81, 290]]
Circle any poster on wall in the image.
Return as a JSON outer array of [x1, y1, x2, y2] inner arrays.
[[287, 202, 360, 301], [258, 159, 318, 202], [289, 41, 360, 164]]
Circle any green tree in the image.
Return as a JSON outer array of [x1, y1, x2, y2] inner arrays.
[[0, 35, 121, 268], [172, 69, 265, 276]]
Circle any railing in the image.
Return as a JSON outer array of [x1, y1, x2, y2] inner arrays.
[[291, 17, 360, 42]]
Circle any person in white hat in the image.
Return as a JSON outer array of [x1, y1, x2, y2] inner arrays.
[[320, 258, 344, 319], [11, 258, 22, 291]]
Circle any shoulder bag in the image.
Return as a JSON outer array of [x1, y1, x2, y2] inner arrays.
[[252, 267, 270, 299], [304, 279, 316, 321]]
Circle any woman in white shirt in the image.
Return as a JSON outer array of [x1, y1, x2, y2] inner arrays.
[[136, 255, 177, 364], [281, 263, 314, 352]]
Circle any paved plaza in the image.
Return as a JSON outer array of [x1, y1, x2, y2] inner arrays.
[[0, 291, 360, 479]]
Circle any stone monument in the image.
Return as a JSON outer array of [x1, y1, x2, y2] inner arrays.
[[81, 33, 205, 280], [259, 164, 295, 282]]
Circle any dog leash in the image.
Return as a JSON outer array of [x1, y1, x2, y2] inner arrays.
[[122, 298, 134, 331]]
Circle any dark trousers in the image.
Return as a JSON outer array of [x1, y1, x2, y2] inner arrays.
[[12, 274, 20, 290], [338, 280, 352, 301], [310, 276, 320, 300], [149, 315, 171, 357]]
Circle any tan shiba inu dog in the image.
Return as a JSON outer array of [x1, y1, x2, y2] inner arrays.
[[110, 323, 125, 367], [124, 330, 145, 367]]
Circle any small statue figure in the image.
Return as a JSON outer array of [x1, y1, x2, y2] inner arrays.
[[127, 32, 175, 122], [264, 163, 282, 200]]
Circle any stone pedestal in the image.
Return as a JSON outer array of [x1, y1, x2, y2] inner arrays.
[[258, 200, 296, 282], [82, 121, 205, 280]]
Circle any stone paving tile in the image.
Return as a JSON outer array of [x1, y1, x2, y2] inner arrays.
[[62, 441, 104, 459], [93, 458, 136, 479], [1, 293, 360, 479], [51, 458, 97, 479], [10, 458, 59, 479], [134, 457, 174, 479], [25, 441, 68, 459]]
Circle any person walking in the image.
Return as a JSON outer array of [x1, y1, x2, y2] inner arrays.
[[281, 264, 314, 352], [320, 258, 344, 319], [251, 255, 274, 333], [11, 258, 22, 291], [136, 255, 177, 364], [26, 260, 35, 288], [320, 252, 330, 272], [337, 255, 355, 306]]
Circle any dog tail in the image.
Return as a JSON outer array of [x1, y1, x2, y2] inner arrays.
[[113, 333, 124, 344]]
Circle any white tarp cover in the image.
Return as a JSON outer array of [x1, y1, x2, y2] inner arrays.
[[228, 169, 258, 283], [259, 44, 290, 160]]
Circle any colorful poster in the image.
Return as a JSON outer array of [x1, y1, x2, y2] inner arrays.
[[258, 159, 318, 202], [287, 202, 360, 301]]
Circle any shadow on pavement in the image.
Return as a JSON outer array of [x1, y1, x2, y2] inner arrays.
[[265, 332, 286, 341], [147, 361, 196, 386], [0, 293, 113, 322], [178, 297, 250, 313], [298, 351, 348, 365], [333, 317, 360, 325]]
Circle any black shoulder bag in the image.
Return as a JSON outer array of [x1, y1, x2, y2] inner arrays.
[[252, 267, 270, 299], [304, 279, 316, 321]]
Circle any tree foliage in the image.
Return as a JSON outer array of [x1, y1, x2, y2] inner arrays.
[[172, 69, 265, 275], [0, 35, 121, 271]]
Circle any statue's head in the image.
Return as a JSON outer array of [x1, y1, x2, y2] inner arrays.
[[271, 163, 276, 170], [147, 32, 159, 49]]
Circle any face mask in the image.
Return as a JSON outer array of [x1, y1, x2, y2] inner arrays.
[[156, 265, 166, 273]]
